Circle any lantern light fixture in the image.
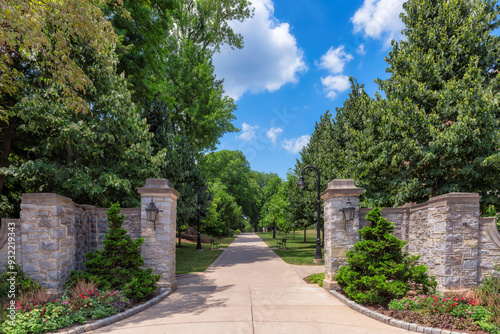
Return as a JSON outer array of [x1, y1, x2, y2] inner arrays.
[[340, 200, 355, 230], [145, 198, 160, 229]]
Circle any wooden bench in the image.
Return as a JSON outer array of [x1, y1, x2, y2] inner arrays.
[[210, 239, 220, 250], [276, 238, 287, 249]]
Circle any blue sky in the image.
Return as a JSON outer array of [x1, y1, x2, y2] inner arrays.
[[213, 0, 407, 178]]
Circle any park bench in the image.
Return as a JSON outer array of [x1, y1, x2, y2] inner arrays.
[[210, 239, 220, 250], [276, 238, 287, 249]]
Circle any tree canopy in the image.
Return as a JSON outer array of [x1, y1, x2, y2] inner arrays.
[[298, 0, 500, 211]]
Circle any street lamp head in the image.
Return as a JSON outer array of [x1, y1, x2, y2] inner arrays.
[[207, 192, 213, 204], [297, 176, 306, 190]]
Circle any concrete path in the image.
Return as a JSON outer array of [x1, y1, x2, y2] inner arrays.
[[90, 233, 409, 334]]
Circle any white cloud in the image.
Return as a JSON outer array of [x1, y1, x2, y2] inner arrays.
[[351, 0, 405, 46], [238, 123, 259, 141], [318, 46, 353, 74], [213, 0, 307, 100], [266, 127, 283, 144], [282, 135, 310, 154], [357, 44, 366, 55], [321, 75, 351, 100]]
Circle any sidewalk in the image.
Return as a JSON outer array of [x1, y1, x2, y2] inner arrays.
[[89, 233, 409, 334]]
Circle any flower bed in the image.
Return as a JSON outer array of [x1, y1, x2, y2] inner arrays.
[[1, 289, 134, 334], [386, 295, 495, 333]]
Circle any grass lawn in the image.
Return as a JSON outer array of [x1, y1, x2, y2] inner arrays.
[[175, 236, 236, 275], [257, 230, 324, 266]]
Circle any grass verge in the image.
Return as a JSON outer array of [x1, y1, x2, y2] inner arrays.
[[175, 236, 236, 275], [257, 230, 324, 265]]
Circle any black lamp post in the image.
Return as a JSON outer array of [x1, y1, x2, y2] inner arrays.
[[196, 187, 212, 251], [297, 165, 323, 263]]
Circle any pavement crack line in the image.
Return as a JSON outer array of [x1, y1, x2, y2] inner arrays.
[[249, 284, 255, 334]]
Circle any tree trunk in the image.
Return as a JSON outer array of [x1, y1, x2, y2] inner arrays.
[[293, 229, 295, 240], [304, 227, 306, 243], [0, 122, 13, 195]]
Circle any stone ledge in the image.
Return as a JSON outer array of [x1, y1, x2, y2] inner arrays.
[[52, 288, 172, 334], [328, 289, 470, 334]]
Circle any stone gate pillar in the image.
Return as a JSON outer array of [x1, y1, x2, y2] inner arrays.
[[137, 179, 179, 290], [320, 179, 363, 290]]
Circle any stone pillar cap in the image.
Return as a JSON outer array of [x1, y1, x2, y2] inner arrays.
[[327, 179, 361, 189], [321, 179, 363, 199], [137, 179, 180, 198]]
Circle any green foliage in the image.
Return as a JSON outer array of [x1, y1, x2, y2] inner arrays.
[[143, 97, 206, 242], [203, 181, 243, 237], [282, 172, 313, 235], [306, 273, 325, 287], [261, 176, 291, 232], [349, 0, 500, 209], [1, 0, 158, 211], [335, 208, 436, 304], [475, 275, 500, 327], [68, 204, 160, 300], [0, 263, 42, 304], [1, 289, 131, 334], [201, 150, 261, 228]]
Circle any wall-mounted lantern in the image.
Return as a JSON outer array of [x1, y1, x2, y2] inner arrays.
[[340, 200, 355, 230], [145, 198, 160, 229]]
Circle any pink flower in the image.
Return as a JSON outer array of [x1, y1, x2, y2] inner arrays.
[[468, 310, 472, 314]]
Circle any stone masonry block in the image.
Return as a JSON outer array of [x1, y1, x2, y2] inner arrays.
[[50, 228, 67, 239], [39, 260, 59, 270], [23, 264, 38, 273], [50, 206, 65, 216], [40, 240, 59, 251], [463, 260, 478, 270], [23, 244, 39, 253], [21, 224, 35, 233], [48, 270, 63, 281], [51, 251, 68, 259], [39, 218, 58, 227]]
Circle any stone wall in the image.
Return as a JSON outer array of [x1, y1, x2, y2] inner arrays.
[[0, 179, 177, 295], [322, 179, 500, 292]]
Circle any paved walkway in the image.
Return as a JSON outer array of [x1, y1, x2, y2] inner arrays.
[[90, 233, 409, 334]]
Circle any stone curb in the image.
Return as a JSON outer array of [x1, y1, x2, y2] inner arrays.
[[329, 290, 468, 334], [52, 288, 172, 334]]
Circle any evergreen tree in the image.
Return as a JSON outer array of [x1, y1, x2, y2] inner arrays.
[[335, 208, 435, 304], [70, 203, 160, 300]]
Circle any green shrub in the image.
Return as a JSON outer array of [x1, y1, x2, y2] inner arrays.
[[68, 203, 160, 300], [335, 208, 436, 304], [306, 273, 325, 287]]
